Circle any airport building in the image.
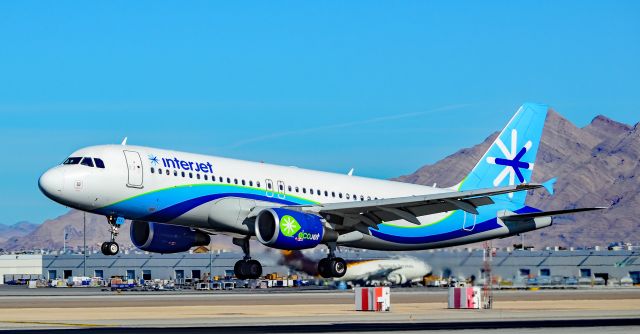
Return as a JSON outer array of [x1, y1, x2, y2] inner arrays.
[[2, 249, 640, 285]]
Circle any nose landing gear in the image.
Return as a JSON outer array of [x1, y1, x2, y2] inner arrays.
[[101, 216, 122, 256], [317, 243, 347, 278], [233, 237, 263, 280]]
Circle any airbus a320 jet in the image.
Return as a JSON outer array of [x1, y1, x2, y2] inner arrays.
[[39, 103, 603, 279]]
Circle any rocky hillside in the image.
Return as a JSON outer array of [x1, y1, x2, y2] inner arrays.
[[0, 221, 38, 245], [396, 110, 640, 248]]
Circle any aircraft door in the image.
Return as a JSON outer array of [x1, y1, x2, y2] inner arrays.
[[276, 180, 286, 199], [265, 179, 274, 197], [123, 150, 144, 188]]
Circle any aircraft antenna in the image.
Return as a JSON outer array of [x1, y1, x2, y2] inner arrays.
[[121, 137, 128, 145]]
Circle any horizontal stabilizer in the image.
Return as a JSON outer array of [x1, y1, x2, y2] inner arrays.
[[500, 207, 607, 221]]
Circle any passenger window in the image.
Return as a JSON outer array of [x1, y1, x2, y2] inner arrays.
[[242, 180, 246, 186], [234, 179, 238, 184], [288, 185, 292, 192], [151, 167, 155, 174], [196, 174, 200, 179], [279, 184, 284, 191], [331, 192, 335, 197], [303, 188, 306, 194], [367, 196, 371, 200], [267, 183, 272, 189], [182, 172, 185, 177], [158, 168, 162, 174], [166, 170, 169, 175], [317, 189, 321, 195], [63, 157, 82, 165], [257, 181, 261, 187], [360, 196, 364, 201], [80, 157, 94, 167], [174, 171, 178, 176], [94, 158, 105, 168], [339, 193, 342, 198], [346, 194, 350, 199], [324, 190, 328, 196], [295, 187, 299, 193], [219, 176, 223, 182], [227, 177, 231, 183], [249, 180, 253, 187], [189, 172, 193, 178], [204, 175, 208, 181]]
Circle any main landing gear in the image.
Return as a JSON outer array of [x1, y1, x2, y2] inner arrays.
[[317, 243, 347, 278], [233, 237, 263, 280], [101, 216, 121, 256]]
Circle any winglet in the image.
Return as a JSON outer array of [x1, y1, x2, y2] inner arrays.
[[542, 178, 557, 195], [121, 137, 128, 145]]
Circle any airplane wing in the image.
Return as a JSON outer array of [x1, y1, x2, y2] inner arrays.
[[288, 183, 542, 234]]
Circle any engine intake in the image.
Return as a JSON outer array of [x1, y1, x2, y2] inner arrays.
[[130, 221, 210, 254], [255, 208, 337, 250]]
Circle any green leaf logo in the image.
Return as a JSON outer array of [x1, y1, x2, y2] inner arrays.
[[280, 215, 301, 237]]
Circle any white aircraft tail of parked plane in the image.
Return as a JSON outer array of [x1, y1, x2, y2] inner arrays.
[[39, 103, 604, 279]]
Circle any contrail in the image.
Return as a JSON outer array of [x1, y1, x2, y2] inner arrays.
[[225, 103, 474, 149]]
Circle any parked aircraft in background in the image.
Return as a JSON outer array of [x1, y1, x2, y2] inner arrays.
[[39, 103, 604, 280], [280, 250, 431, 285]]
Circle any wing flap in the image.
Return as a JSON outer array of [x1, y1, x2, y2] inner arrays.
[[500, 207, 607, 221]]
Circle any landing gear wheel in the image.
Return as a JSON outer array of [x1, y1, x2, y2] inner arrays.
[[245, 259, 263, 279], [108, 242, 119, 255], [234, 260, 247, 280], [234, 259, 263, 280], [317, 258, 332, 278], [101, 241, 119, 256], [329, 257, 347, 278], [102, 215, 121, 256]]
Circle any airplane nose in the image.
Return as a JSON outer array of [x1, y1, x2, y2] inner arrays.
[[38, 168, 64, 199]]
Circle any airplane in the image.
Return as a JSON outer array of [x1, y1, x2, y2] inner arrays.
[[38, 103, 604, 280], [279, 250, 431, 285]]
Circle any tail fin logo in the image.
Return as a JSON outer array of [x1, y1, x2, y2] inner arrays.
[[486, 129, 534, 197]]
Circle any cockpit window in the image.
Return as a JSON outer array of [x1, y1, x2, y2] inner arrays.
[[63, 157, 82, 165], [80, 157, 94, 167], [94, 158, 105, 169]]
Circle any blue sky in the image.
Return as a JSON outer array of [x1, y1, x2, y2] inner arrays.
[[1, 1, 638, 225]]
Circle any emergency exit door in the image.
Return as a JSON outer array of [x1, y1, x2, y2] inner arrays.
[[123, 150, 143, 188]]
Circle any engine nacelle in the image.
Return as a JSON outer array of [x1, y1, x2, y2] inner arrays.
[[255, 208, 337, 250], [130, 221, 210, 254], [387, 272, 407, 285]]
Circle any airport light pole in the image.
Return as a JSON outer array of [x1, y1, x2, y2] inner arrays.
[[83, 212, 87, 277]]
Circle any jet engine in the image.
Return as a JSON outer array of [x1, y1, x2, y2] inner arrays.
[[255, 208, 337, 250], [387, 272, 408, 285], [130, 221, 210, 254]]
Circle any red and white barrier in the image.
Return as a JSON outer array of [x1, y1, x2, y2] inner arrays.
[[355, 287, 390, 311], [448, 287, 481, 309]]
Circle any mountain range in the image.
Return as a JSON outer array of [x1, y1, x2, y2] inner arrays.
[[1, 110, 638, 251]]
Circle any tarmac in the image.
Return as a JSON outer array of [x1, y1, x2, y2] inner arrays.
[[0, 287, 638, 333]]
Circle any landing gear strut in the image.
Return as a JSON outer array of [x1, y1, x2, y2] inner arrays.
[[317, 242, 347, 278], [101, 216, 121, 256], [233, 237, 262, 280]]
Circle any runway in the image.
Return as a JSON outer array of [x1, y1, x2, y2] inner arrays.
[[0, 288, 638, 333]]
